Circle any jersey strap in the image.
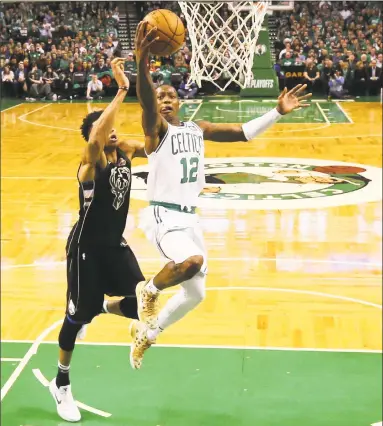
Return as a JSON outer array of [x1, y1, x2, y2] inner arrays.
[[149, 201, 196, 214], [155, 126, 170, 154]]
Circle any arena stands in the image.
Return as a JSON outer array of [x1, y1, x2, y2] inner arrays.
[[0, 1, 121, 100], [273, 1, 382, 98], [0, 1, 382, 100]]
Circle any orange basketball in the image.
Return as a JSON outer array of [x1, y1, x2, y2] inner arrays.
[[143, 9, 185, 56]]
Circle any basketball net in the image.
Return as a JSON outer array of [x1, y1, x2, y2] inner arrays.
[[178, 1, 269, 90]]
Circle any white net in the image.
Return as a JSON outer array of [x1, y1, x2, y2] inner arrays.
[[178, 1, 269, 90]]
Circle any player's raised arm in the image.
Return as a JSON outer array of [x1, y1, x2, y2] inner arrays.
[[79, 58, 129, 181], [135, 21, 168, 154], [118, 139, 147, 160], [197, 84, 312, 142]]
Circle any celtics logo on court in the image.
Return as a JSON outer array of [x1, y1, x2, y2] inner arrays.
[[130, 157, 382, 210]]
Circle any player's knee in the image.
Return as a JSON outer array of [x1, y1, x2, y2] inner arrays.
[[182, 255, 204, 280], [184, 273, 206, 306], [190, 285, 206, 305], [119, 296, 139, 320], [59, 316, 85, 352]]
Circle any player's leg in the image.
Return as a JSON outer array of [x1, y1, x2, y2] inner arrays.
[[136, 229, 205, 327], [102, 296, 137, 317], [50, 248, 102, 422], [154, 271, 206, 330], [101, 245, 144, 320], [131, 228, 207, 369], [99, 245, 156, 370], [147, 225, 207, 336]]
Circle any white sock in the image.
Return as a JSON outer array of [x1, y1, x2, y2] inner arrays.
[[102, 300, 109, 313], [145, 279, 160, 296], [147, 326, 163, 341], [58, 362, 70, 372], [157, 274, 206, 330]]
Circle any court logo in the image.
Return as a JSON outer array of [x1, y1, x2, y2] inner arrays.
[[131, 157, 382, 210]]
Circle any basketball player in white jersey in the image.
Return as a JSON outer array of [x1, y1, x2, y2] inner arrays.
[[129, 22, 311, 369]]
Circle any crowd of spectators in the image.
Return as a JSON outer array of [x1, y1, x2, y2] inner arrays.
[[0, 1, 199, 100], [1, 1, 382, 101], [274, 1, 382, 98], [0, 1, 121, 100]]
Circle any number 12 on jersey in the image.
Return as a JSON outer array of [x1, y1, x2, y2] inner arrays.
[[180, 157, 199, 184]]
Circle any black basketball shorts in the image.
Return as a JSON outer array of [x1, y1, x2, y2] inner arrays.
[[66, 244, 145, 323]]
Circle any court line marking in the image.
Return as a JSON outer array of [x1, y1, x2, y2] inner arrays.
[[185, 286, 381, 309], [1, 285, 381, 355], [2, 176, 75, 180], [19, 119, 77, 132], [1, 103, 23, 113], [1, 358, 22, 362], [0, 318, 112, 417], [18, 103, 52, 121], [2, 341, 380, 354], [11, 103, 379, 140], [315, 102, 330, 124], [335, 101, 354, 124], [32, 369, 112, 418], [109, 133, 383, 140], [0, 319, 62, 401], [18, 103, 78, 132], [215, 105, 331, 132], [188, 101, 203, 121], [1, 257, 381, 270], [14, 101, 201, 134]]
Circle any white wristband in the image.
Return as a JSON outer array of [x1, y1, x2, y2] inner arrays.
[[242, 108, 282, 141]]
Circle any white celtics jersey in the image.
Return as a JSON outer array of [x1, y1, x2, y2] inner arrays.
[[147, 121, 205, 208]]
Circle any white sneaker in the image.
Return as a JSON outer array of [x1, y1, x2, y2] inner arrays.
[[49, 379, 81, 422]]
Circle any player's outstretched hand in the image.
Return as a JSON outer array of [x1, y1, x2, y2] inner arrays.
[[111, 57, 129, 89], [276, 84, 312, 115], [135, 21, 159, 62]]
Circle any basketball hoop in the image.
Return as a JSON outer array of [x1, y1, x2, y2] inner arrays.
[[178, 1, 269, 91]]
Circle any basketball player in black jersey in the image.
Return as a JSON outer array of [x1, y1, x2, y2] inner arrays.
[[49, 58, 146, 422]]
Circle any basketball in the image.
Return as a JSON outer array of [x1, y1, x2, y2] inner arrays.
[[143, 9, 185, 56]]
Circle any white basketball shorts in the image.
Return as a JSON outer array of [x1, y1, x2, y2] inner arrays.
[[139, 205, 207, 273]]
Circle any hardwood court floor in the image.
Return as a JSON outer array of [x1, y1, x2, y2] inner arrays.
[[1, 99, 382, 426]]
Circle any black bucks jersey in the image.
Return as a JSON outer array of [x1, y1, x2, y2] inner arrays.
[[66, 148, 132, 253]]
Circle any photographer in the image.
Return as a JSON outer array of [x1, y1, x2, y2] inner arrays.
[[328, 69, 347, 99], [177, 73, 198, 99]]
